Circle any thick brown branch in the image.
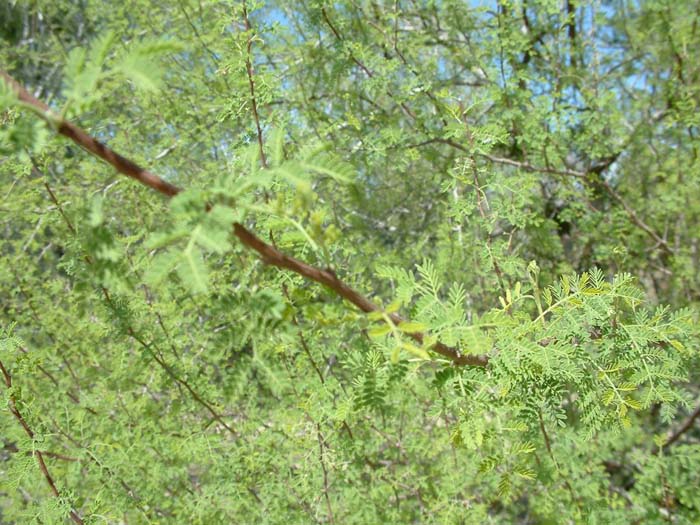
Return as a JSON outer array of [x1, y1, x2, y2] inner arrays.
[[1, 70, 488, 368], [1, 71, 180, 198], [232, 224, 487, 366]]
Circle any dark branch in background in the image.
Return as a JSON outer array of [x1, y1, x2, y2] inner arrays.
[[663, 402, 700, 449], [0, 359, 84, 525], [0, 70, 488, 368], [566, 0, 577, 68], [599, 179, 674, 255], [416, 137, 674, 256]]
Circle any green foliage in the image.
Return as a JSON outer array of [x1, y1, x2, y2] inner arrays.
[[62, 33, 183, 115], [2, 1, 700, 524]]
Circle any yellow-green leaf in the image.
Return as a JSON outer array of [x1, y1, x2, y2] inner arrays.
[[397, 321, 427, 334], [400, 342, 430, 360], [368, 324, 392, 338]]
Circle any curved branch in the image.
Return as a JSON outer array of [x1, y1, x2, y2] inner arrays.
[[0, 70, 489, 368]]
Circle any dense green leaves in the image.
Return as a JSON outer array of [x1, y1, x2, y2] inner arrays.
[[1, 1, 700, 524]]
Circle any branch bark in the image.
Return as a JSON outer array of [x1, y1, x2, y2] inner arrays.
[[0, 70, 489, 368]]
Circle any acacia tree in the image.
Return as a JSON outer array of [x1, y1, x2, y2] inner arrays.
[[1, 1, 699, 523]]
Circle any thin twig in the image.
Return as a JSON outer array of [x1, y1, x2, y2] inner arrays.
[[38, 169, 239, 436], [457, 105, 507, 297], [125, 320, 238, 437], [538, 410, 582, 515], [242, 2, 268, 169], [0, 359, 84, 524], [317, 423, 335, 523], [280, 283, 325, 384], [320, 7, 416, 119], [599, 179, 674, 255]]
